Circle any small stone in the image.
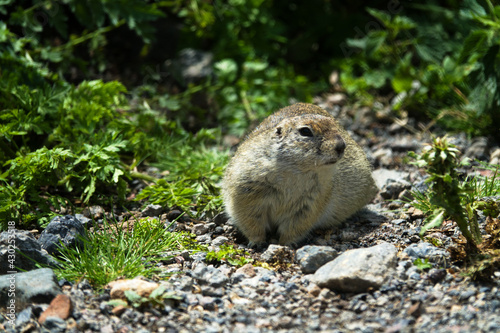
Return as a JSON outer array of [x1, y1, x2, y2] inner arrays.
[[108, 278, 159, 299], [166, 210, 184, 221], [15, 307, 33, 326], [260, 245, 291, 263], [307, 283, 321, 297], [111, 305, 127, 316], [380, 179, 411, 200], [311, 243, 398, 293], [199, 296, 216, 311], [372, 169, 410, 190], [427, 268, 446, 283], [42, 316, 67, 333], [82, 205, 105, 219], [0, 268, 61, 308], [141, 204, 163, 217], [234, 263, 256, 278], [211, 236, 229, 247], [407, 207, 425, 220], [404, 242, 449, 265], [191, 263, 229, 288], [39, 294, 73, 324], [38, 215, 86, 255], [196, 234, 212, 244], [464, 137, 489, 161], [407, 301, 425, 318], [295, 245, 338, 274], [192, 223, 210, 235], [490, 148, 500, 165]]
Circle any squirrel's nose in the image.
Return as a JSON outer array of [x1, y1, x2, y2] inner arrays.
[[334, 135, 346, 155]]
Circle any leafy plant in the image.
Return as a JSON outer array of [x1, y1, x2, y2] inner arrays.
[[409, 136, 500, 250], [413, 258, 432, 271], [206, 244, 254, 267], [337, 0, 500, 138], [54, 218, 191, 287]]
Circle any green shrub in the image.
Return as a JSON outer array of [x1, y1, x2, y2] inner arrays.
[[337, 0, 500, 138]]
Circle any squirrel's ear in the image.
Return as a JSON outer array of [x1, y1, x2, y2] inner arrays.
[[276, 127, 282, 137]]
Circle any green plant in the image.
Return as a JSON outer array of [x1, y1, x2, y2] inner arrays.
[[409, 136, 500, 250], [206, 244, 254, 267], [410, 136, 479, 248], [135, 129, 229, 217], [54, 218, 190, 287], [337, 0, 500, 138], [413, 258, 432, 271]]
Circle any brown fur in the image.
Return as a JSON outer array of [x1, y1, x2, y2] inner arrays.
[[222, 103, 378, 245]]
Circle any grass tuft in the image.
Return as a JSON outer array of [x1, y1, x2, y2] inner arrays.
[[54, 217, 192, 287]]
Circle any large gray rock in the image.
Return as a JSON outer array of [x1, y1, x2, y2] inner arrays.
[[296, 245, 338, 274], [372, 168, 410, 189], [0, 268, 61, 309], [0, 229, 58, 273], [38, 215, 86, 256], [311, 242, 398, 293]]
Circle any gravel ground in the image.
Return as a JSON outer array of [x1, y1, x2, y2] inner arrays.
[[1, 97, 499, 333]]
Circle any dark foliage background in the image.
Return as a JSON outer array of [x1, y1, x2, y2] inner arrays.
[[1, 0, 499, 228]]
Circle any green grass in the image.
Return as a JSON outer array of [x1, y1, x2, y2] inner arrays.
[[54, 217, 195, 287]]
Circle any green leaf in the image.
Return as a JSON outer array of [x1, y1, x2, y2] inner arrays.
[[420, 209, 445, 236]]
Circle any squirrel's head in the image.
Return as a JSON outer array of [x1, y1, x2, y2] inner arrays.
[[272, 114, 346, 171]]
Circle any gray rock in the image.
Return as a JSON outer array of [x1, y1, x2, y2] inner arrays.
[[141, 204, 163, 217], [15, 306, 33, 327], [0, 268, 61, 308], [192, 223, 210, 235], [311, 243, 398, 293], [296, 245, 338, 274], [82, 205, 105, 219], [42, 316, 67, 333], [74, 214, 91, 226], [372, 169, 410, 189], [38, 215, 86, 256], [0, 229, 58, 273], [379, 179, 411, 199], [260, 245, 291, 263], [191, 264, 228, 288], [404, 242, 449, 265], [211, 236, 229, 247]]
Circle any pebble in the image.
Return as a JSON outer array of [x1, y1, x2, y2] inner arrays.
[[295, 245, 338, 273], [108, 278, 160, 299], [190, 263, 229, 288], [404, 242, 450, 266], [38, 294, 73, 323], [38, 215, 86, 255], [42, 316, 67, 333], [211, 236, 229, 246], [141, 204, 163, 217]]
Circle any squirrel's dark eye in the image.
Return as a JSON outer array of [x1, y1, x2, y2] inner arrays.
[[298, 127, 314, 137]]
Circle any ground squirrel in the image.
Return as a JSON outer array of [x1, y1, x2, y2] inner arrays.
[[222, 103, 378, 245]]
